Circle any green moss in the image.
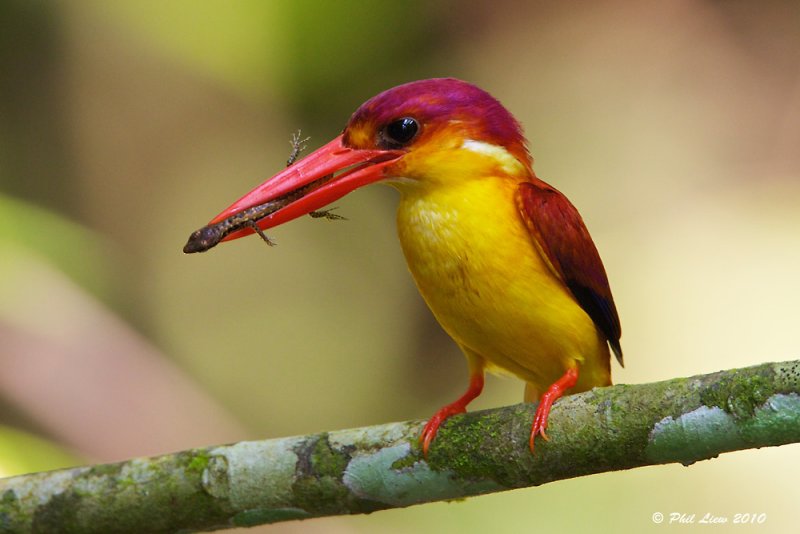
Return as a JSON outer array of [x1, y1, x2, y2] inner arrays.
[[700, 371, 775, 419], [185, 450, 210, 475], [110, 455, 232, 532], [31, 490, 81, 532], [390, 453, 419, 470], [287, 435, 352, 515], [1, 489, 20, 534], [310, 436, 348, 478], [426, 406, 524, 486], [21, 453, 234, 532], [427, 380, 693, 488], [291, 475, 349, 515], [88, 462, 123, 478]]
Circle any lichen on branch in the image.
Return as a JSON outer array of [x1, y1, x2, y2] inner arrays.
[[1, 360, 799, 533]]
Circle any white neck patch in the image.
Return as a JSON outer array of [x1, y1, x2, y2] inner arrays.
[[460, 139, 524, 175]]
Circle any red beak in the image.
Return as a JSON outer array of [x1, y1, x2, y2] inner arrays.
[[184, 135, 402, 253]]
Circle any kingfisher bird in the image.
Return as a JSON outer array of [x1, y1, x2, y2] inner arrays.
[[185, 78, 623, 455]]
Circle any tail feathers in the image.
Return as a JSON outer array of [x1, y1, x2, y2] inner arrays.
[[610, 339, 624, 367]]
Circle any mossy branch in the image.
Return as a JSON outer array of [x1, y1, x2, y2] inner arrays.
[[2, 360, 800, 533]]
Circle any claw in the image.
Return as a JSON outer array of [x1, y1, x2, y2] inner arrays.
[[529, 367, 578, 452], [421, 372, 484, 458], [247, 220, 276, 247], [309, 207, 347, 220], [286, 130, 310, 167]]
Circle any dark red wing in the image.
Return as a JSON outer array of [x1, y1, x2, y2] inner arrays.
[[517, 180, 623, 364]]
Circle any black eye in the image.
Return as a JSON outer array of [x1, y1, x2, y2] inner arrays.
[[383, 117, 419, 148]]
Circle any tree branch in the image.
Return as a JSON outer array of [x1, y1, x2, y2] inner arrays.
[[2, 360, 799, 533]]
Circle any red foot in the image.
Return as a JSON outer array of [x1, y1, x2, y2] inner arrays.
[[420, 373, 484, 457], [530, 367, 579, 452]]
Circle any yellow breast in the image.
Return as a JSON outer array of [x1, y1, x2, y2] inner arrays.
[[393, 175, 610, 394]]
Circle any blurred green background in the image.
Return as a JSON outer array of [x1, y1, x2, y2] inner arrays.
[[1, 1, 799, 532]]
